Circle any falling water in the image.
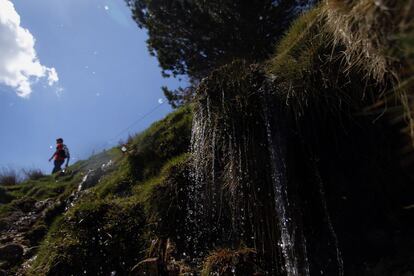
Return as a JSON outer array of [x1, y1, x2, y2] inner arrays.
[[187, 95, 211, 259], [188, 65, 313, 274], [313, 164, 344, 276], [262, 96, 301, 276]]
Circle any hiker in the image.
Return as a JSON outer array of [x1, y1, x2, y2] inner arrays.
[[49, 138, 70, 174]]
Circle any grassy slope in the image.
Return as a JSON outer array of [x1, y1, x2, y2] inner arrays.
[[2, 2, 413, 274], [25, 106, 192, 275]]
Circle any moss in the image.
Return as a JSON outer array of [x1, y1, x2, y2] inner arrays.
[[95, 106, 192, 199], [1, 106, 195, 275], [0, 186, 14, 204], [144, 155, 190, 246], [29, 197, 147, 276], [29, 152, 192, 275], [127, 106, 192, 180], [25, 222, 48, 245], [95, 158, 134, 198]]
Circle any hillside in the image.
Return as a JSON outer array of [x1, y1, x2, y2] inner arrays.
[[0, 107, 193, 275], [1, 1, 414, 275]]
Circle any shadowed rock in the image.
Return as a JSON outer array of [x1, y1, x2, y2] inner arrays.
[[0, 243, 23, 263]]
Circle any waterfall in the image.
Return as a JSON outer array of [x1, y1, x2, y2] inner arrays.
[[188, 61, 314, 274], [261, 91, 309, 276], [313, 162, 344, 276]]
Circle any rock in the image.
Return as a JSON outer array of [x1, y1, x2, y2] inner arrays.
[[24, 246, 38, 259], [77, 168, 103, 192], [130, 258, 165, 276], [0, 219, 8, 232], [13, 198, 36, 213], [25, 224, 47, 245], [0, 243, 24, 263]]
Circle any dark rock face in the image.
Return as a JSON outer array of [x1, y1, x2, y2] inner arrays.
[[187, 59, 414, 275], [0, 243, 24, 263]]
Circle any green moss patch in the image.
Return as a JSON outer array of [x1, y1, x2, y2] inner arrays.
[[29, 198, 147, 276]]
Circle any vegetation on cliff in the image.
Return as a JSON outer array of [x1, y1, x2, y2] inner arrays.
[[1, 1, 413, 275]]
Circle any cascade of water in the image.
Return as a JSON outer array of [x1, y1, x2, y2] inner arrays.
[[189, 69, 313, 274], [187, 95, 219, 259], [187, 100, 205, 255], [261, 96, 300, 276], [313, 164, 344, 276]]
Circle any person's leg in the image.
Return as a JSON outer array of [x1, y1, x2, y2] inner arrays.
[[52, 160, 63, 174]]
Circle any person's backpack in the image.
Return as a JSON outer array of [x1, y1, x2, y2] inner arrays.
[[58, 144, 69, 159]]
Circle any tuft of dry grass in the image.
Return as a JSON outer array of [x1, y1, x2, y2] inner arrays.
[[201, 247, 261, 276], [267, 1, 414, 147], [22, 169, 45, 181], [0, 167, 21, 186], [323, 0, 414, 142]]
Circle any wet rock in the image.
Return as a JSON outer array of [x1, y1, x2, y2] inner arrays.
[[24, 246, 38, 259], [0, 243, 24, 263], [43, 200, 65, 224], [0, 219, 8, 232], [0, 262, 7, 269], [130, 258, 165, 276], [25, 224, 47, 245], [77, 168, 104, 192], [101, 159, 113, 171]]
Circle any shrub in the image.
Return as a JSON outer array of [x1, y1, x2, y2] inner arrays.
[[22, 169, 45, 181], [0, 168, 21, 186], [0, 186, 14, 204]]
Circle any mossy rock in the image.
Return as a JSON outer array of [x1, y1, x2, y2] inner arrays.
[[25, 223, 48, 245], [29, 198, 147, 275], [0, 187, 14, 204], [146, 155, 191, 253]]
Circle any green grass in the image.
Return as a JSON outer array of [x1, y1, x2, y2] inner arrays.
[[131, 153, 189, 204], [0, 186, 15, 204], [26, 107, 193, 275], [29, 197, 147, 275], [267, 6, 323, 80], [0, 174, 80, 219], [94, 106, 192, 198]]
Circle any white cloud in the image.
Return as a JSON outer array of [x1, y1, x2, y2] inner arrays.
[[0, 0, 59, 97], [46, 67, 59, 86], [55, 86, 64, 97]]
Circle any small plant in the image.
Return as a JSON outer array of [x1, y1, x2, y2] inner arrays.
[[23, 169, 45, 181], [202, 248, 262, 276], [0, 167, 21, 186]]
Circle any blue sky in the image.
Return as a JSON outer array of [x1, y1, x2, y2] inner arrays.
[[0, 0, 183, 173]]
